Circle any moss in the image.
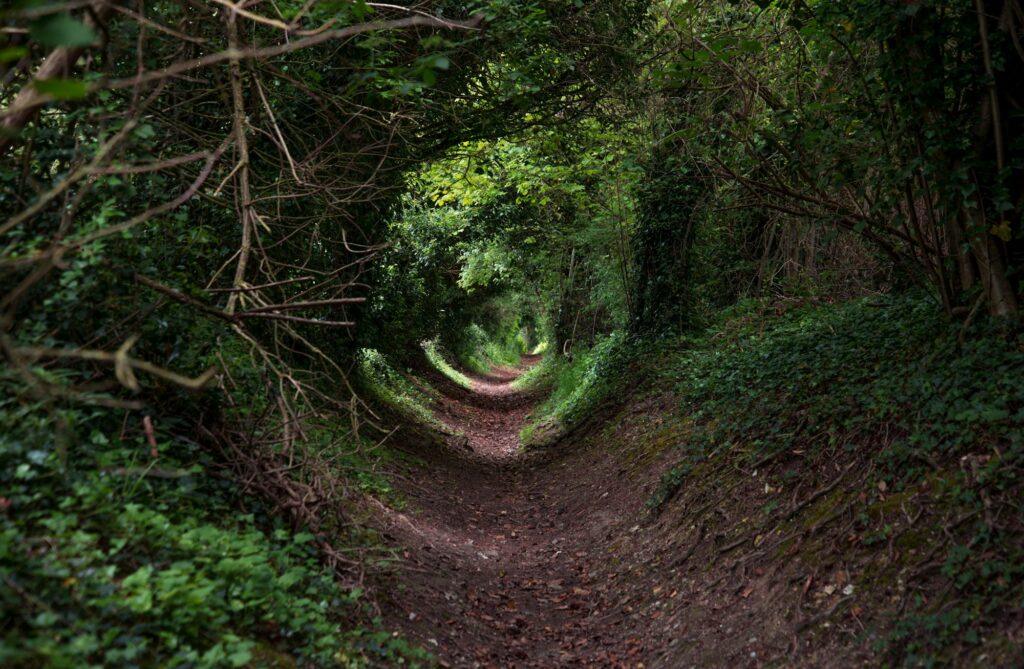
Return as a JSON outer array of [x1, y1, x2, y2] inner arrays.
[[798, 486, 851, 532], [870, 489, 914, 516]]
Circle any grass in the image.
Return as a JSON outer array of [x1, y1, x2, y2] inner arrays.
[[519, 332, 629, 445], [422, 340, 474, 389], [359, 347, 445, 428], [510, 351, 555, 391], [449, 322, 530, 374]]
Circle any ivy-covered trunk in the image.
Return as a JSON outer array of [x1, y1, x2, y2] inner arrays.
[[629, 151, 701, 334]]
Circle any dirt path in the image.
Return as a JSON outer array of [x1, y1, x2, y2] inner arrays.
[[370, 357, 671, 667], [370, 358, 823, 668], [366, 355, 929, 668]]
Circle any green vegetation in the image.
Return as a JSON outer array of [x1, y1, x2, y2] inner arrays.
[[1, 0, 647, 662], [647, 293, 1024, 663], [519, 333, 628, 444], [0, 390, 418, 667], [359, 347, 442, 427], [661, 293, 1022, 482], [3, 0, 1024, 665]]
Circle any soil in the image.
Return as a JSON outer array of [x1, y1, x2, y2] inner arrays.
[[368, 358, 885, 668]]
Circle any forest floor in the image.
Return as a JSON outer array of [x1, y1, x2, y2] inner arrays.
[[367, 357, 865, 668]]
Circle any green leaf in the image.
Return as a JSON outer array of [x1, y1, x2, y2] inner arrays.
[[739, 39, 764, 54], [33, 78, 90, 100], [0, 46, 28, 64], [990, 221, 1012, 242], [30, 13, 97, 48], [228, 648, 253, 667]]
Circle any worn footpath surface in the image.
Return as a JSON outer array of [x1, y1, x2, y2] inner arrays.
[[368, 358, 881, 668]]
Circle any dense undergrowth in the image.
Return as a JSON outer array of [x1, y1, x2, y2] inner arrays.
[[519, 332, 628, 444], [1, 340, 418, 667], [359, 347, 445, 429], [452, 323, 530, 374], [0, 389, 422, 668], [0, 324, 530, 664]]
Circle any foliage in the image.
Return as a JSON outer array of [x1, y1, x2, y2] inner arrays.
[[0, 384, 417, 668], [358, 347, 445, 429], [423, 340, 475, 389], [363, 115, 646, 363], [644, 0, 1024, 317], [629, 147, 702, 333], [661, 294, 1022, 480], [647, 293, 1024, 664], [1, 0, 648, 662], [520, 332, 632, 443]]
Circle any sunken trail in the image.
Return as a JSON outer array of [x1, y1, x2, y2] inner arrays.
[[370, 357, 697, 667]]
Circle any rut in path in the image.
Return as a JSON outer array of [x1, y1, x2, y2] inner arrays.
[[371, 356, 690, 668]]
